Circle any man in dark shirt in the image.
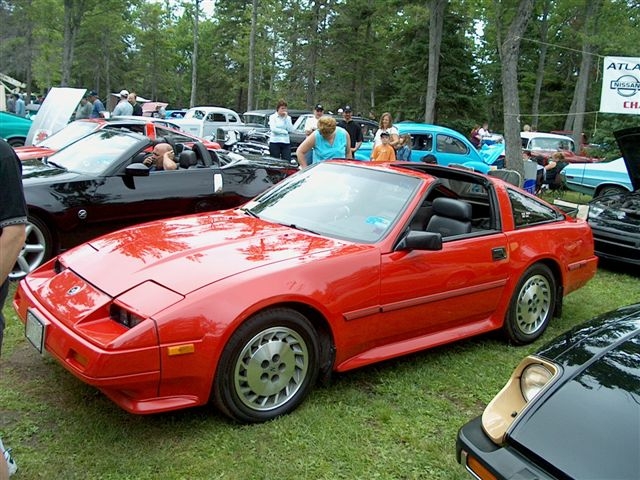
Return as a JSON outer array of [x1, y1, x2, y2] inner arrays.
[[338, 105, 364, 158]]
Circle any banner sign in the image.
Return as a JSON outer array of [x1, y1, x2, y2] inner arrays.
[[600, 56, 640, 115]]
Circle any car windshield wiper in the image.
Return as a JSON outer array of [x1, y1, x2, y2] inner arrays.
[[45, 160, 67, 170], [240, 207, 259, 218], [285, 223, 320, 235]]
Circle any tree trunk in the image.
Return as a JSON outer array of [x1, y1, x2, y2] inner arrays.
[[247, 0, 258, 110], [424, 0, 446, 123], [566, 0, 602, 152], [190, 0, 199, 108], [499, 0, 535, 180], [531, 0, 550, 130]]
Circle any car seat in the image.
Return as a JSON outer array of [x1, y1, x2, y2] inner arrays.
[[178, 150, 198, 169], [425, 197, 472, 237]]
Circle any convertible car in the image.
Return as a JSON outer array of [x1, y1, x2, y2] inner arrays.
[[14, 161, 597, 422], [585, 126, 640, 266], [457, 302, 640, 480], [13, 127, 296, 279], [15, 117, 220, 161]]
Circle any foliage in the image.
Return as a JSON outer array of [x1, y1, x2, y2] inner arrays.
[[0, 0, 638, 135]]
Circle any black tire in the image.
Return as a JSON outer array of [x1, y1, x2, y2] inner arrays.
[[596, 185, 627, 197], [8, 137, 26, 148], [10, 216, 53, 280], [503, 264, 556, 345], [213, 308, 320, 423]]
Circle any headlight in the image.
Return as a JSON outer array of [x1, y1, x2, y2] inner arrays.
[[520, 363, 554, 402]]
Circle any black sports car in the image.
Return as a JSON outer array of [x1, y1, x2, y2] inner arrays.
[[457, 303, 640, 480], [586, 127, 640, 265], [13, 127, 297, 279]]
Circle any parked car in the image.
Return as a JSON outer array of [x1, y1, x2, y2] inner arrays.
[[559, 157, 633, 197], [355, 122, 498, 172], [14, 160, 597, 422], [585, 126, 640, 266], [15, 117, 220, 161], [164, 109, 188, 119], [520, 131, 602, 164], [12, 127, 297, 279], [457, 302, 640, 480], [169, 106, 243, 138], [214, 109, 311, 150], [0, 111, 32, 146]]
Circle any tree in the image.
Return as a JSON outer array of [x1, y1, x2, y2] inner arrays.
[[424, 0, 446, 123], [495, 0, 535, 178]]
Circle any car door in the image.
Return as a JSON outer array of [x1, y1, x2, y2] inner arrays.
[[377, 232, 510, 344]]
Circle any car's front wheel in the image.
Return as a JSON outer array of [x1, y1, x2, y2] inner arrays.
[[10, 216, 52, 281], [213, 308, 320, 423], [596, 185, 627, 197], [504, 264, 556, 344]]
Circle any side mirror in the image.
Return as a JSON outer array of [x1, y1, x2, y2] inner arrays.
[[126, 163, 150, 176], [395, 230, 442, 251]]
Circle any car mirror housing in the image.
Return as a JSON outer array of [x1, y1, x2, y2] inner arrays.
[[126, 163, 150, 177], [396, 231, 443, 251]]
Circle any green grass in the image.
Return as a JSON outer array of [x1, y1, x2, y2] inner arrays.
[[2, 265, 639, 479]]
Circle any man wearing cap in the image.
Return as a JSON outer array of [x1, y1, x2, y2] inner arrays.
[[338, 106, 363, 158], [304, 104, 324, 136], [112, 89, 133, 116], [88, 90, 105, 118]]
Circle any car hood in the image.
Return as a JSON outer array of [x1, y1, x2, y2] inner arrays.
[[507, 305, 640, 479], [20, 159, 79, 183], [613, 127, 640, 191], [62, 210, 359, 297], [588, 191, 640, 232]]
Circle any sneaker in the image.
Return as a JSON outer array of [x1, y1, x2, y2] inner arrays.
[[3, 447, 17, 476]]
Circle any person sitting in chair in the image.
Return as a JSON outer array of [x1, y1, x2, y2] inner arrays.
[[142, 143, 177, 171]]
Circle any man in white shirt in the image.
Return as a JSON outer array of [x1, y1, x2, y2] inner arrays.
[[304, 104, 324, 136], [111, 89, 133, 116]]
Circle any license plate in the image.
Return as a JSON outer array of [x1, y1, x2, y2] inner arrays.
[[25, 309, 46, 353]]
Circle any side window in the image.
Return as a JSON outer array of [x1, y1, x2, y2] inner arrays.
[[412, 134, 433, 151], [507, 188, 562, 228], [193, 110, 204, 120], [207, 113, 227, 122], [436, 135, 469, 154], [361, 123, 377, 142]]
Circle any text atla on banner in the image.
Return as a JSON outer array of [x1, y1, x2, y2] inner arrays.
[[600, 56, 640, 115]]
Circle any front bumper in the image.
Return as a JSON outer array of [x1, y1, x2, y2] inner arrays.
[[456, 416, 556, 480]]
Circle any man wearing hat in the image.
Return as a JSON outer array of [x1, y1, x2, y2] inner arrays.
[[88, 90, 105, 118], [338, 105, 363, 158], [112, 89, 133, 117], [302, 104, 325, 165]]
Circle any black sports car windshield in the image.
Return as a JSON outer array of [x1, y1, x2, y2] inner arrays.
[[44, 129, 148, 175], [244, 162, 422, 243], [35, 120, 98, 149]]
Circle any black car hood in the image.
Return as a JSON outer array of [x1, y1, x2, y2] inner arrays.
[[614, 127, 640, 192], [507, 305, 640, 479], [21, 159, 81, 183]]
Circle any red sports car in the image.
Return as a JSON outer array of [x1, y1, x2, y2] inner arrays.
[[14, 161, 598, 422]]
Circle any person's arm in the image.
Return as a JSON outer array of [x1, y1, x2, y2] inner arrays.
[[345, 132, 352, 159], [304, 118, 315, 136], [0, 224, 26, 284], [371, 145, 379, 162], [296, 134, 315, 167], [389, 128, 400, 148], [162, 151, 177, 171], [268, 114, 288, 135]]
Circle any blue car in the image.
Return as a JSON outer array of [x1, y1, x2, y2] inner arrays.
[[354, 122, 497, 172], [559, 157, 633, 197]]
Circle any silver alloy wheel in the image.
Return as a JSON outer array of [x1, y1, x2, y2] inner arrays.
[[234, 326, 309, 412], [515, 274, 552, 335], [10, 221, 47, 280]]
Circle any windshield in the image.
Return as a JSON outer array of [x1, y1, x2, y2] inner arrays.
[[529, 137, 576, 153], [45, 129, 148, 175], [36, 120, 99, 149], [243, 114, 268, 126], [243, 162, 422, 243]]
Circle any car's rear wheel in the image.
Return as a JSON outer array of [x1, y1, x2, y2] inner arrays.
[[8, 137, 26, 148], [596, 185, 627, 197], [504, 264, 556, 344], [213, 308, 320, 423], [10, 216, 52, 280]]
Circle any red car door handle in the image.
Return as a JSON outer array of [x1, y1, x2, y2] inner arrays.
[[492, 247, 507, 261]]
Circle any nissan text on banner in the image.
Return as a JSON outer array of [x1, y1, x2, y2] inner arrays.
[[600, 56, 640, 115]]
